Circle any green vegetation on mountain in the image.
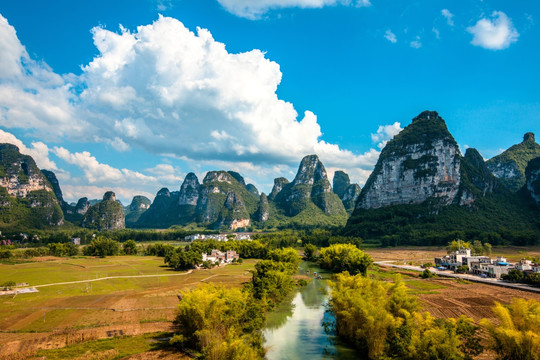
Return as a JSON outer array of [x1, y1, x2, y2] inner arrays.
[[0, 144, 64, 231], [346, 112, 540, 246], [486, 132, 540, 192], [82, 192, 125, 231]]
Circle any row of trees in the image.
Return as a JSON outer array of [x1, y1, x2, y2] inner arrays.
[[170, 247, 302, 358], [502, 269, 540, 287], [329, 272, 484, 359]]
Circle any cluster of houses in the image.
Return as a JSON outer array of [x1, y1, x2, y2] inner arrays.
[[185, 233, 252, 242], [435, 248, 540, 279], [202, 249, 239, 264]]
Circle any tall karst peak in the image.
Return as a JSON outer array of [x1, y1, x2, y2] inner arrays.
[[525, 157, 540, 205], [274, 155, 346, 217], [293, 154, 328, 186], [269, 177, 289, 201], [82, 192, 125, 231], [0, 143, 64, 228], [103, 191, 116, 202], [333, 171, 350, 199], [486, 132, 540, 192], [203, 171, 233, 184], [178, 172, 200, 206], [129, 195, 151, 212], [157, 188, 171, 197], [357, 111, 461, 210], [227, 171, 246, 186]]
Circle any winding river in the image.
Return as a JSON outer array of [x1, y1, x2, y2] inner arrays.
[[263, 262, 357, 359]]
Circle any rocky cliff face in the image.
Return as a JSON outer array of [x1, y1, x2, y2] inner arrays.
[[274, 155, 346, 217], [525, 157, 540, 205], [333, 171, 350, 199], [332, 170, 361, 212], [82, 191, 125, 230], [486, 133, 540, 192], [75, 197, 90, 215], [216, 191, 250, 230], [255, 193, 270, 222], [0, 144, 63, 228], [124, 195, 151, 226], [341, 183, 361, 212], [357, 111, 461, 210], [246, 184, 259, 197], [0, 144, 54, 197], [269, 177, 289, 201], [41, 170, 66, 208], [178, 173, 200, 206]]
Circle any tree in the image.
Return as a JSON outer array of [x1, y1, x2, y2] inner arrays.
[[318, 244, 373, 275], [501, 269, 524, 283], [303, 243, 317, 261], [123, 240, 138, 255], [481, 298, 540, 360], [420, 269, 434, 278], [83, 237, 120, 257], [171, 283, 265, 359], [329, 273, 483, 359], [447, 240, 471, 253], [455, 265, 469, 274]]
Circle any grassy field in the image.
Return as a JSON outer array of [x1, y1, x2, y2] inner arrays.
[[0, 256, 256, 358]]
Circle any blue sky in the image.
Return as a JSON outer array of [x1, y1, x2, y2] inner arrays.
[[0, 0, 539, 204]]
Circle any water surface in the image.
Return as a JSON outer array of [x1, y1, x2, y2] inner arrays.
[[263, 262, 357, 360]]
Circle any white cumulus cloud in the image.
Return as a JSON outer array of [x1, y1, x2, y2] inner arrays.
[[441, 9, 454, 26], [384, 30, 397, 43], [216, 0, 371, 19], [467, 11, 519, 50], [0, 129, 58, 170], [371, 122, 402, 149]]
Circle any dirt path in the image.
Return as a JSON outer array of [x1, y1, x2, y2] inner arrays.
[[22, 270, 194, 289]]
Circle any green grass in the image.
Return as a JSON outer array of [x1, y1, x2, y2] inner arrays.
[[0, 256, 174, 286], [35, 332, 171, 359]]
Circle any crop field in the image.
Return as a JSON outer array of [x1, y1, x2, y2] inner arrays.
[[0, 256, 256, 359], [368, 249, 540, 322]]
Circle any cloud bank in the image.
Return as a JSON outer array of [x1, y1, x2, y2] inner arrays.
[[0, 14, 403, 200], [467, 11, 519, 50], [216, 0, 371, 19]]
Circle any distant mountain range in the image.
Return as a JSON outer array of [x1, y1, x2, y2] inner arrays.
[[0, 110, 539, 242]]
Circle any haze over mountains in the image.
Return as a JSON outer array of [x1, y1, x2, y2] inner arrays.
[[1, 111, 539, 242]]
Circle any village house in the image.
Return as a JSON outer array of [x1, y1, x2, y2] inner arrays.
[[435, 249, 516, 279], [185, 233, 251, 242], [71, 237, 81, 245], [202, 249, 239, 264]]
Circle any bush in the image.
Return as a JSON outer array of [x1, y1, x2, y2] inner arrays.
[[329, 273, 483, 359], [172, 283, 265, 358], [122, 240, 138, 255], [1, 280, 16, 290], [318, 244, 373, 275], [501, 269, 524, 283], [420, 269, 434, 279], [481, 298, 540, 360], [455, 265, 469, 274], [83, 237, 120, 257]]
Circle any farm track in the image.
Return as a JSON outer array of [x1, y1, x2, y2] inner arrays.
[[24, 269, 194, 289]]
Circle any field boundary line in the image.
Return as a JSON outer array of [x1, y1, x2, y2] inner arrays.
[[23, 269, 194, 289]]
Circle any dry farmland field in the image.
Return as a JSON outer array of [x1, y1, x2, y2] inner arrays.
[[0, 256, 256, 359], [366, 246, 540, 322]]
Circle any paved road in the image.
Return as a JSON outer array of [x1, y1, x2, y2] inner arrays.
[[375, 261, 540, 294]]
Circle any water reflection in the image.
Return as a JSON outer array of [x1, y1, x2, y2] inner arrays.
[[263, 263, 357, 360]]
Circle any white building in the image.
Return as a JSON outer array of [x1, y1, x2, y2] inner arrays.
[[202, 249, 239, 264]]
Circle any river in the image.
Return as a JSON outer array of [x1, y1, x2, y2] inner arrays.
[[263, 262, 357, 360]]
